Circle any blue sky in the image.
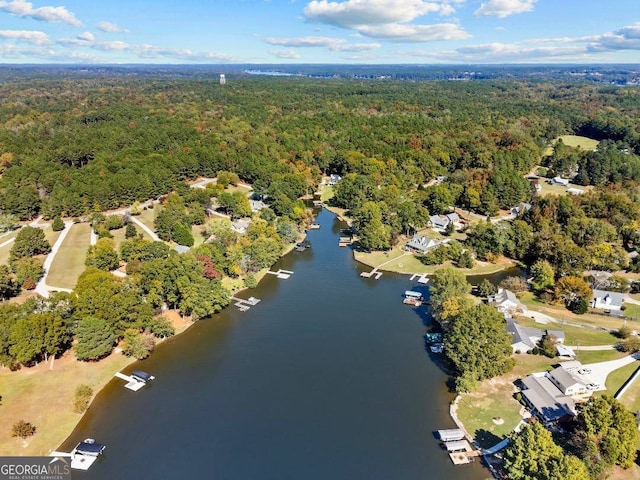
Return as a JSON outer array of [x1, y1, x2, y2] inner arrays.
[[0, 0, 638, 64]]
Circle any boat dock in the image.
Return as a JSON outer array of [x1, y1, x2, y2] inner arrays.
[[114, 371, 155, 391], [308, 223, 320, 230], [410, 273, 429, 284], [266, 269, 294, 279], [230, 296, 261, 311], [51, 439, 106, 471], [360, 269, 382, 280], [436, 429, 480, 465]]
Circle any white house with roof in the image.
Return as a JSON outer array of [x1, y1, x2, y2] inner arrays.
[[511, 203, 532, 216], [489, 288, 528, 315], [506, 318, 542, 353], [591, 289, 624, 311], [552, 176, 570, 186], [428, 213, 461, 231], [520, 374, 576, 425], [328, 174, 342, 185], [547, 365, 589, 396], [405, 235, 442, 254], [231, 219, 251, 234]]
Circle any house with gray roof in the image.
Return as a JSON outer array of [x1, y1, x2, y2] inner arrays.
[[520, 374, 576, 425], [405, 234, 441, 254], [548, 366, 588, 396], [506, 318, 542, 353], [428, 213, 461, 231], [591, 289, 624, 311], [489, 288, 528, 315]]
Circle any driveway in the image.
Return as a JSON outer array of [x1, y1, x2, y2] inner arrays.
[[569, 354, 639, 391]]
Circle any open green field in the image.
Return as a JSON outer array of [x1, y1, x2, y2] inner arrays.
[[354, 247, 514, 276], [42, 225, 62, 248], [605, 362, 639, 397], [191, 225, 206, 246], [520, 292, 629, 332], [457, 355, 556, 448], [320, 185, 334, 202], [515, 314, 619, 346], [0, 351, 134, 456], [0, 231, 19, 266], [110, 224, 153, 250], [46, 223, 92, 289], [622, 303, 640, 321], [618, 369, 640, 413], [558, 135, 600, 150], [576, 349, 626, 364], [136, 206, 157, 232]]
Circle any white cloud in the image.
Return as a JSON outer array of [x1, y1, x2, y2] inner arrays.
[[76, 31, 94, 42], [358, 23, 469, 42], [97, 20, 125, 33], [474, 0, 537, 18], [0, 0, 81, 26], [270, 49, 301, 59], [266, 35, 344, 48], [265, 35, 381, 51], [304, 0, 454, 28], [0, 29, 50, 44], [302, 0, 468, 43]]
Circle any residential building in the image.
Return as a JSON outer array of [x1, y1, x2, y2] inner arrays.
[[511, 202, 532, 216], [591, 289, 624, 311], [506, 318, 542, 353], [488, 288, 528, 315], [405, 234, 441, 253], [329, 174, 342, 185], [548, 366, 588, 396], [231, 219, 251, 234], [428, 213, 461, 231], [552, 176, 570, 186], [520, 374, 576, 425]]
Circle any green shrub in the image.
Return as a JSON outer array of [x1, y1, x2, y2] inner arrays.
[[73, 384, 93, 413], [51, 217, 65, 231]]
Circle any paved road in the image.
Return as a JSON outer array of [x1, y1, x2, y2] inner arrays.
[[129, 216, 160, 241], [565, 344, 617, 351], [582, 354, 639, 390], [35, 220, 75, 298]]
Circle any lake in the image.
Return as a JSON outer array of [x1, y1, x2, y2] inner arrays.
[[63, 209, 489, 480]]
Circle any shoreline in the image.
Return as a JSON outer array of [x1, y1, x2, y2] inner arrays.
[[1, 230, 308, 457]]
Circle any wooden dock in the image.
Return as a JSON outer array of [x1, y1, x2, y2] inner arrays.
[[266, 269, 294, 279], [448, 441, 480, 465], [360, 269, 382, 280], [410, 273, 429, 284], [115, 372, 146, 391], [231, 296, 261, 311]]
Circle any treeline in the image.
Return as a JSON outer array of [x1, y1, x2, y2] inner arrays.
[[1, 76, 638, 224]]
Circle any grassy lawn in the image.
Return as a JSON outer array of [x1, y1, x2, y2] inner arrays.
[[192, 225, 206, 247], [354, 246, 514, 276], [457, 355, 556, 448], [557, 135, 599, 150], [0, 351, 134, 456], [515, 315, 619, 346], [520, 293, 629, 332], [618, 368, 640, 413], [46, 223, 92, 289], [42, 225, 62, 248], [622, 303, 640, 321], [320, 185, 334, 202], [605, 362, 639, 396], [136, 206, 157, 232], [575, 349, 626, 364]]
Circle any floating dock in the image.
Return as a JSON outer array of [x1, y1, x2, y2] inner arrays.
[[410, 273, 429, 284], [446, 440, 479, 465], [51, 439, 106, 471], [231, 296, 261, 311], [308, 223, 320, 230], [114, 371, 154, 391], [360, 269, 382, 280], [267, 269, 294, 279]]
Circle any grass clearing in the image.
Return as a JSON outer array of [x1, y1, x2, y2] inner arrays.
[[457, 355, 556, 448], [136, 206, 157, 232], [320, 185, 334, 202], [618, 369, 640, 413], [42, 225, 62, 248], [515, 314, 619, 346], [46, 223, 92, 290], [0, 351, 134, 456], [622, 303, 640, 321], [557, 135, 600, 150], [575, 349, 626, 364], [520, 293, 629, 332], [192, 225, 206, 247], [605, 362, 639, 396]]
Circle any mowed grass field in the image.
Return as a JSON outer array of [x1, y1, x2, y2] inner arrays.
[[558, 135, 600, 150], [46, 223, 92, 289], [0, 351, 134, 456]]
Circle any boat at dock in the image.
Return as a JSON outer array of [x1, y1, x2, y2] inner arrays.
[[403, 290, 424, 306]]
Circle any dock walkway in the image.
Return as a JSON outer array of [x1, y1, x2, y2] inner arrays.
[[114, 372, 146, 391], [230, 296, 261, 311], [267, 269, 294, 279]]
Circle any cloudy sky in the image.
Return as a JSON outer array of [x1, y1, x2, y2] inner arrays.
[[0, 0, 638, 64]]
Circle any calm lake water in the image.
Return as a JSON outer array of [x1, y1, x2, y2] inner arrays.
[[63, 209, 489, 480]]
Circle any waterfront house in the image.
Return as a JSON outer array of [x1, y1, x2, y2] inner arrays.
[[231, 219, 251, 234], [329, 174, 342, 185], [428, 213, 461, 231], [488, 288, 527, 315], [591, 289, 624, 311], [520, 374, 576, 425], [405, 234, 441, 253], [547, 366, 588, 396], [506, 318, 542, 353], [249, 199, 266, 212], [552, 176, 570, 186]]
